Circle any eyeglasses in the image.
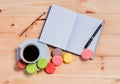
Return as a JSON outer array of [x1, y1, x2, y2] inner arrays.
[[19, 12, 46, 37]]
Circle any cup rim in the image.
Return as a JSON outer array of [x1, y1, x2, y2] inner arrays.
[[20, 43, 40, 63]]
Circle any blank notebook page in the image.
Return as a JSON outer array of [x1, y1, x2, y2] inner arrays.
[[40, 5, 77, 49]]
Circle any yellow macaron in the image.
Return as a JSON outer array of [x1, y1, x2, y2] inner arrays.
[[63, 53, 73, 64]]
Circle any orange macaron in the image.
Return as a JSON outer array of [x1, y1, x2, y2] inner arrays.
[[16, 59, 27, 70]]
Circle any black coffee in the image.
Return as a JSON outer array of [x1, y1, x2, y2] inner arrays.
[[23, 45, 39, 62]]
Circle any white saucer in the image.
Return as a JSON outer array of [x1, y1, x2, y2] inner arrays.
[[16, 38, 50, 62]]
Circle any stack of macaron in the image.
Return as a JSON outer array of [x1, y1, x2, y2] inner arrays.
[[45, 48, 74, 74], [16, 58, 48, 74], [45, 48, 63, 74]]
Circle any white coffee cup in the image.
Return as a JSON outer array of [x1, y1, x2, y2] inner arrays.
[[18, 39, 50, 64], [20, 43, 41, 63]]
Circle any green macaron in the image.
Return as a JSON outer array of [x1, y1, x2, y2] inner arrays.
[[26, 63, 37, 74], [37, 58, 48, 69]]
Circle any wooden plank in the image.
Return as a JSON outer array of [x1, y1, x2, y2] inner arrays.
[[0, 0, 120, 16], [80, 0, 120, 14], [0, 76, 120, 84], [0, 14, 120, 36]]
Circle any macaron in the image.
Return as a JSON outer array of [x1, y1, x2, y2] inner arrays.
[[26, 63, 37, 74], [45, 63, 56, 74], [52, 48, 63, 56], [63, 53, 73, 64], [37, 58, 48, 69], [52, 55, 63, 66], [16, 59, 26, 70], [81, 49, 93, 60]]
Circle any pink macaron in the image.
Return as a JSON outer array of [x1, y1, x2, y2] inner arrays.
[[52, 55, 63, 66], [81, 49, 93, 60]]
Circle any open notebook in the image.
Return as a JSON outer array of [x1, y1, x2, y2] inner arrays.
[[39, 5, 104, 59]]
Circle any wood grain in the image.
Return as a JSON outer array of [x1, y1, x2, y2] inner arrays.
[[0, 0, 120, 84]]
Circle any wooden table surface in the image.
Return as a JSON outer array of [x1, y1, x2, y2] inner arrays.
[[0, 0, 120, 84]]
